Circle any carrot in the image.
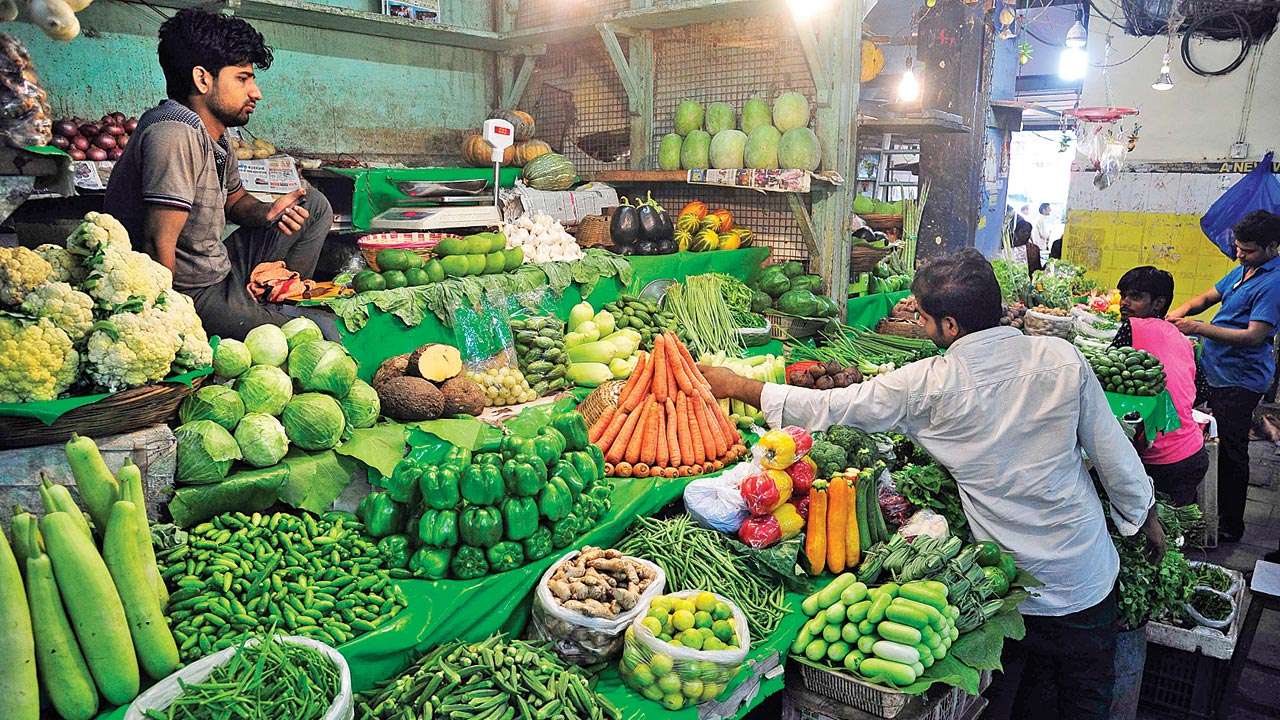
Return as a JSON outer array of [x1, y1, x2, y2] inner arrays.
[[665, 333, 696, 394], [676, 393, 696, 464], [623, 351, 655, 413], [652, 336, 668, 404], [640, 401, 659, 466], [806, 481, 828, 574], [656, 409, 669, 468], [625, 401, 653, 465], [827, 476, 850, 573], [633, 463, 650, 478], [615, 462, 633, 478], [687, 393, 707, 464], [615, 352, 648, 410], [700, 396, 729, 460], [665, 399, 682, 467], [606, 408, 642, 464], [846, 478, 862, 568], [588, 407, 615, 444], [598, 409, 631, 457]]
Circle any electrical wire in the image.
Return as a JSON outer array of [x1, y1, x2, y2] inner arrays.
[[1092, 34, 1155, 67], [1181, 10, 1253, 76]]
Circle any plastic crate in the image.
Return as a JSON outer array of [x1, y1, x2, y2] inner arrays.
[[1138, 642, 1230, 719], [791, 657, 989, 720]]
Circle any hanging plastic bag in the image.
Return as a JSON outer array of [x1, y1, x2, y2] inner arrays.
[[685, 464, 753, 533], [1202, 151, 1280, 258], [453, 289, 536, 406]]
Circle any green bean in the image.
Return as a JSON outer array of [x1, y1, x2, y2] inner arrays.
[[665, 275, 744, 357]]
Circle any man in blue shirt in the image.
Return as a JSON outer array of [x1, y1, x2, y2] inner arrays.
[[1169, 210, 1280, 543]]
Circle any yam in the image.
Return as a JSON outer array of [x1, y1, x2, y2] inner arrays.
[[440, 376, 486, 417], [377, 376, 445, 421], [372, 353, 410, 388], [407, 343, 463, 383]]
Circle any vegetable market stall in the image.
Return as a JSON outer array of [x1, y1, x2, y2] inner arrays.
[[846, 291, 911, 330]]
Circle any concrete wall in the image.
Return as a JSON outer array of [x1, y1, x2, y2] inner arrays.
[[10, 1, 497, 163]]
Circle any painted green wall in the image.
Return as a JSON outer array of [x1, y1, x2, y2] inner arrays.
[[10, 0, 496, 162]]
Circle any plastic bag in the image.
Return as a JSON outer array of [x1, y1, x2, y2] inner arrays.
[[1071, 307, 1119, 341], [877, 470, 914, 529], [529, 550, 665, 665], [124, 636, 352, 720], [1202, 151, 1280, 259], [1182, 586, 1236, 631], [739, 469, 793, 515], [1023, 308, 1074, 340], [454, 290, 535, 406], [509, 312, 569, 398], [897, 509, 950, 542], [0, 35, 51, 149], [618, 590, 752, 708], [685, 467, 751, 533]]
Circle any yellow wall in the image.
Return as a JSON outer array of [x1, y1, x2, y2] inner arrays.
[[1063, 210, 1236, 318]]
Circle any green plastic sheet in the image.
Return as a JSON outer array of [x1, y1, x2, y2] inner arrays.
[[845, 290, 911, 329], [328, 166, 523, 230], [0, 365, 213, 426], [1106, 389, 1180, 443]]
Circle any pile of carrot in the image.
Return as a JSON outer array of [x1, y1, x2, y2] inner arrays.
[[586, 332, 746, 479]]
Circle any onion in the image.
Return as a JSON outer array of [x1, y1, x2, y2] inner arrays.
[[93, 133, 116, 150], [108, 147, 124, 161], [125, 118, 138, 133], [68, 148, 86, 161], [72, 135, 90, 151], [117, 134, 129, 148], [86, 147, 108, 162], [110, 111, 125, 124], [51, 134, 70, 150], [79, 122, 99, 137], [53, 119, 78, 138], [105, 123, 125, 136]]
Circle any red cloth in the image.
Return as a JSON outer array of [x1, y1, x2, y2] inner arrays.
[[246, 261, 348, 302], [1130, 317, 1204, 465]]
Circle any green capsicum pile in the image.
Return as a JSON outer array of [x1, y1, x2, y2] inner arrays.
[[356, 408, 613, 580]]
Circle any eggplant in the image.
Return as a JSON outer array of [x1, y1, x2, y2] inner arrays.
[[656, 238, 676, 255], [637, 203, 661, 241], [657, 209, 675, 240], [636, 239, 659, 256], [853, 227, 878, 242], [610, 198, 640, 247]]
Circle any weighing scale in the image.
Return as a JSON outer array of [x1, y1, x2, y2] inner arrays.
[[369, 119, 514, 231]]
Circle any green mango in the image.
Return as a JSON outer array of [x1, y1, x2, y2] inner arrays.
[[440, 255, 470, 278]]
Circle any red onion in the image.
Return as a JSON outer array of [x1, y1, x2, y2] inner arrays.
[[111, 112, 126, 124], [79, 122, 99, 137], [125, 118, 138, 133], [93, 133, 117, 150], [72, 135, 90, 151], [105, 123, 126, 136], [53, 119, 78, 138], [117, 134, 129, 148], [86, 147, 108, 162], [108, 147, 124, 161], [51, 135, 70, 150], [68, 148, 86, 161]]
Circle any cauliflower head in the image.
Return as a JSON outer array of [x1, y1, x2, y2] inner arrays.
[[158, 290, 212, 370], [21, 282, 95, 343], [66, 211, 131, 258], [33, 244, 86, 284], [0, 317, 79, 402], [83, 246, 172, 310], [0, 246, 53, 306], [84, 308, 181, 391]]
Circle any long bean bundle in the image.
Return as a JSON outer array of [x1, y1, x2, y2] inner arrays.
[[664, 276, 744, 357], [617, 514, 788, 635], [789, 325, 937, 370]]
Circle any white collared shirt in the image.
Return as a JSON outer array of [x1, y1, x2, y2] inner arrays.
[[761, 326, 1154, 616]]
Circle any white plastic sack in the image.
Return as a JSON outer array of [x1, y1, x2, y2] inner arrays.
[[125, 635, 352, 720], [898, 509, 950, 542], [685, 463, 753, 533], [530, 549, 665, 665], [1023, 308, 1074, 340]]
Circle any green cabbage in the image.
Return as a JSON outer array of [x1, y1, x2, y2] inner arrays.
[[281, 317, 324, 350], [178, 385, 245, 430], [236, 365, 293, 416], [174, 419, 242, 485], [339, 379, 380, 429], [212, 338, 252, 378], [287, 341, 356, 397], [281, 392, 346, 450], [244, 324, 289, 367], [234, 412, 290, 468]]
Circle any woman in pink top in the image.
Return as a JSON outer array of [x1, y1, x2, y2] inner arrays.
[[1113, 266, 1207, 505]]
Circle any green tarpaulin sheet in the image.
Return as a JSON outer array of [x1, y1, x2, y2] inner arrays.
[[846, 290, 911, 329]]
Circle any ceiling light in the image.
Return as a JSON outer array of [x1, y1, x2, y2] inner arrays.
[[1152, 52, 1174, 91], [898, 57, 919, 102], [1058, 46, 1088, 81], [1065, 19, 1088, 49], [786, 0, 829, 21]]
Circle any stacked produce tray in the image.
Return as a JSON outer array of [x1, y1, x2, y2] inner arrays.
[[786, 662, 990, 720], [1146, 564, 1248, 660]]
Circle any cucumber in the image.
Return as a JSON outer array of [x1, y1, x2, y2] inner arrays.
[[817, 573, 858, 607], [791, 627, 814, 655], [841, 622, 860, 644], [876, 620, 922, 646], [884, 601, 931, 631], [64, 434, 120, 534], [857, 634, 876, 655], [872, 640, 921, 666], [103, 501, 180, 680], [804, 638, 828, 662], [24, 524, 98, 720], [840, 581, 868, 606], [805, 616, 826, 636], [845, 600, 871, 623], [0, 525, 38, 720], [826, 641, 851, 662], [40, 511, 139, 705], [822, 624, 842, 643], [824, 601, 847, 625], [860, 657, 917, 686]]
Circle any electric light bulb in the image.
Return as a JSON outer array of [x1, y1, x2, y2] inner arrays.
[[898, 67, 920, 102], [1152, 52, 1174, 91], [1058, 47, 1088, 81], [786, 0, 829, 21]]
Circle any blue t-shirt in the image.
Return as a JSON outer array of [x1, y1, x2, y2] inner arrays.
[[1203, 255, 1280, 393]]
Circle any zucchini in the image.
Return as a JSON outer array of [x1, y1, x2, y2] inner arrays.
[[0, 524, 38, 720], [872, 640, 921, 666], [24, 524, 98, 720], [822, 624, 842, 643], [40, 511, 139, 705], [817, 573, 857, 607], [860, 657, 917, 686], [804, 639, 828, 662], [876, 620, 922, 646], [103, 501, 180, 680]]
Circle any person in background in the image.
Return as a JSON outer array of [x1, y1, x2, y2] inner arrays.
[[1113, 266, 1207, 505], [1050, 236, 1063, 260], [1005, 214, 1042, 276], [1168, 209, 1280, 544], [1032, 202, 1057, 255], [700, 249, 1162, 720]]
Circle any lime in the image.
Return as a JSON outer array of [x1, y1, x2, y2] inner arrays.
[[702, 637, 726, 651], [622, 645, 644, 670], [632, 663, 654, 686], [674, 598, 697, 615], [681, 680, 704, 700], [694, 610, 714, 629], [672, 609, 695, 631], [641, 685, 664, 702], [712, 602, 733, 620], [649, 653, 674, 677], [657, 674, 682, 695], [641, 617, 663, 636], [712, 619, 736, 643], [701, 682, 726, 702], [668, 638, 683, 648], [650, 597, 672, 613], [659, 633, 672, 642], [678, 629, 704, 650], [694, 591, 718, 612], [661, 693, 685, 711]]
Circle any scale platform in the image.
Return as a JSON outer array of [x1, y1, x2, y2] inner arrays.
[[371, 204, 501, 231]]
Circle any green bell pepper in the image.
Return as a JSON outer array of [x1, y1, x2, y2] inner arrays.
[[500, 435, 535, 460], [356, 491, 406, 538], [385, 463, 422, 505], [419, 466, 461, 510], [562, 451, 599, 485], [474, 452, 503, 467], [486, 541, 525, 573], [533, 427, 566, 465], [551, 462, 584, 497], [418, 509, 458, 548], [460, 505, 503, 548], [460, 464, 504, 505], [551, 411, 590, 451], [475, 433, 503, 453], [444, 445, 472, 467], [376, 534, 411, 569], [586, 444, 606, 478], [523, 526, 554, 562], [502, 455, 547, 498], [551, 513, 580, 549], [538, 476, 573, 522], [410, 547, 452, 580], [501, 496, 539, 541], [451, 545, 489, 579]]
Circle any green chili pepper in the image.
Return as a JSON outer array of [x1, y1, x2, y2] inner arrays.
[[460, 506, 503, 548], [460, 464, 504, 506], [501, 497, 539, 541], [450, 545, 489, 579], [419, 466, 461, 510], [486, 541, 525, 573], [418, 509, 459, 548], [410, 547, 453, 580], [551, 411, 590, 451], [376, 534, 411, 569]]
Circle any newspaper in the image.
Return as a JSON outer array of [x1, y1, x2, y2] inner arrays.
[[686, 168, 842, 193], [237, 155, 302, 195], [502, 182, 621, 226], [71, 160, 114, 190]]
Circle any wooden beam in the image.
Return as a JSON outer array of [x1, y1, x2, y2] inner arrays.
[[790, 16, 830, 106], [500, 52, 539, 110], [598, 23, 640, 106], [786, 192, 820, 258], [507, 0, 783, 45], [627, 32, 656, 170]]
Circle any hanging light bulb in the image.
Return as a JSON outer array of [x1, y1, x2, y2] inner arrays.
[[898, 56, 920, 102], [786, 0, 829, 21], [1152, 52, 1174, 91], [1058, 46, 1089, 80], [1064, 18, 1087, 49]]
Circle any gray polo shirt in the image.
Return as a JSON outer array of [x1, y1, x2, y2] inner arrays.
[[103, 100, 241, 290]]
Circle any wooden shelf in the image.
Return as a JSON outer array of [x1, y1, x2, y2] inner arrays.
[[505, 0, 783, 45], [146, 0, 505, 51], [590, 170, 688, 183], [858, 114, 971, 138]]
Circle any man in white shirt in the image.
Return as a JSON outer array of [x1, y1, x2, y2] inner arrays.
[[1032, 202, 1057, 254], [700, 249, 1164, 720]]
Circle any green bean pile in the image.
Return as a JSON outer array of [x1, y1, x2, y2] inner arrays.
[[144, 633, 342, 720], [617, 514, 788, 635], [664, 276, 743, 357], [358, 636, 622, 720], [789, 324, 938, 368], [159, 511, 408, 661]]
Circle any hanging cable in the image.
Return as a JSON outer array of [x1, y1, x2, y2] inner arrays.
[[1181, 10, 1253, 76]]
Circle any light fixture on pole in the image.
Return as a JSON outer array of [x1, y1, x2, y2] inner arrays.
[[1152, 52, 1174, 91], [898, 56, 919, 102], [1058, 12, 1089, 81]]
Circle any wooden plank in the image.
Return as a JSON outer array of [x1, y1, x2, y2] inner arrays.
[[500, 54, 539, 111], [591, 170, 687, 183], [786, 192, 820, 258], [597, 23, 640, 105], [790, 16, 830, 106], [506, 0, 782, 45], [628, 32, 656, 171]]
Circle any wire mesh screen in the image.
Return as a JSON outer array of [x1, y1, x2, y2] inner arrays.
[[525, 38, 633, 175], [515, 0, 629, 29]]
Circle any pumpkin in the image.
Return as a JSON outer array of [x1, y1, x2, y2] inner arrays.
[[512, 140, 552, 167], [860, 40, 885, 83], [709, 209, 734, 232], [493, 109, 536, 141], [462, 133, 515, 167], [679, 201, 708, 220], [521, 152, 577, 191]]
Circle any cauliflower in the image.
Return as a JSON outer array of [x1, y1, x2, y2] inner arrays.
[[21, 282, 95, 343], [83, 307, 181, 391], [0, 317, 79, 402], [157, 290, 212, 370], [33, 243, 86, 284], [0, 246, 53, 306], [66, 211, 131, 258], [82, 246, 172, 310]]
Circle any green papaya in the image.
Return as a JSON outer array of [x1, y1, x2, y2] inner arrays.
[[680, 130, 711, 170], [658, 133, 683, 171]]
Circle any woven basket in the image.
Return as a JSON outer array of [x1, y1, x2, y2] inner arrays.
[[850, 244, 893, 273], [575, 215, 611, 248], [576, 380, 625, 429], [861, 213, 903, 231], [876, 318, 931, 340], [0, 377, 205, 450], [765, 310, 826, 340], [358, 232, 457, 270]]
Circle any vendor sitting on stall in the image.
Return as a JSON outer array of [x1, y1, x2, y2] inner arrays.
[[103, 8, 337, 341], [1112, 266, 1207, 506], [700, 249, 1164, 720]]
